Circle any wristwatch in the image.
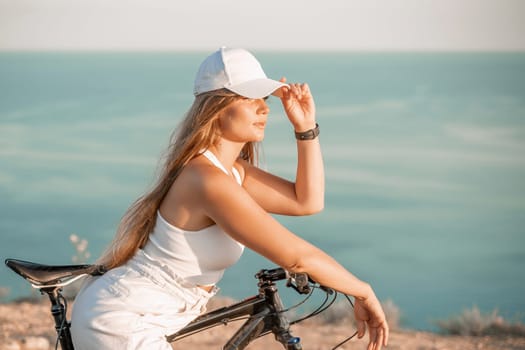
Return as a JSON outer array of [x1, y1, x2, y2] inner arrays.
[[295, 123, 320, 141]]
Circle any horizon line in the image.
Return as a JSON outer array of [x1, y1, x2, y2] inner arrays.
[[1, 48, 525, 54]]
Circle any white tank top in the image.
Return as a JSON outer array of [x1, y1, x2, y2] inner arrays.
[[142, 150, 245, 286]]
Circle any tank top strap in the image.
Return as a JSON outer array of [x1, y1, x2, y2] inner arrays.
[[230, 167, 242, 185], [202, 150, 242, 185]]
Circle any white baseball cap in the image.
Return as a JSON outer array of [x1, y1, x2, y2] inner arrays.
[[193, 47, 288, 99]]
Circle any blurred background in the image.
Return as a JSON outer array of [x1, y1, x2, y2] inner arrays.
[[1, 0, 524, 331]]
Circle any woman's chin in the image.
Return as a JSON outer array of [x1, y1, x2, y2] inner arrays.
[[251, 130, 265, 142]]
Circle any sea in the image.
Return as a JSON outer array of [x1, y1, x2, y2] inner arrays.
[[1, 51, 524, 330]]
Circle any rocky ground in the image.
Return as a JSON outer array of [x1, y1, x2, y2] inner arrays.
[[1, 299, 524, 350]]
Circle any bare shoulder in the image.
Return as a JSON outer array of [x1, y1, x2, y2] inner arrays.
[[160, 155, 242, 228], [178, 156, 241, 197]]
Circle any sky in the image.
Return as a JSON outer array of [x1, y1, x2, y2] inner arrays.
[[0, 0, 524, 51]]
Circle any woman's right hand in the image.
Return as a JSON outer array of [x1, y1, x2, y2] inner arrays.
[[277, 77, 316, 132], [354, 291, 389, 350]]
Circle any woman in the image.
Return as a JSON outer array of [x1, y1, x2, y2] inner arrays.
[[71, 47, 388, 350]]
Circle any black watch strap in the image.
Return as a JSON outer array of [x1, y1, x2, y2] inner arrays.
[[295, 123, 320, 141]]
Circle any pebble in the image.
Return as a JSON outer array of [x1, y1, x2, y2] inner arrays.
[[0, 337, 51, 350], [21, 337, 50, 350], [1, 340, 21, 350]]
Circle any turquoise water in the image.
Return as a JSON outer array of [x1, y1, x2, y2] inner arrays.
[[1, 52, 524, 330]]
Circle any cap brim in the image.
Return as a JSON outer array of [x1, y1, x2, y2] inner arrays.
[[226, 79, 288, 99]]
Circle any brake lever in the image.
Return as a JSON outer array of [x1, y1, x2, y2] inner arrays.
[[287, 272, 311, 294]]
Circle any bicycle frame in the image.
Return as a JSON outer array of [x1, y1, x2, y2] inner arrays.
[[167, 268, 303, 349]]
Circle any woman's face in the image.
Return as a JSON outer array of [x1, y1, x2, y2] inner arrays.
[[217, 97, 270, 143]]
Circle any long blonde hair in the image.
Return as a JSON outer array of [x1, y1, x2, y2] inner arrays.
[[98, 89, 259, 270]]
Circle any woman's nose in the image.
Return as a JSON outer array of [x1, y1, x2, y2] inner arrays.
[[257, 99, 270, 114]]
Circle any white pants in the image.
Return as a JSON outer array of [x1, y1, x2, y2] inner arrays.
[[71, 250, 216, 350]]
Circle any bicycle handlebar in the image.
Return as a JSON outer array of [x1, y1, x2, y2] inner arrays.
[[255, 267, 287, 282], [255, 267, 313, 295]]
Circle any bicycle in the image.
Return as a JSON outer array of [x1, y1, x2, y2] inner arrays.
[[5, 258, 358, 350]]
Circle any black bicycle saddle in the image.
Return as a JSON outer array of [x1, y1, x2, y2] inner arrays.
[[5, 258, 106, 286]]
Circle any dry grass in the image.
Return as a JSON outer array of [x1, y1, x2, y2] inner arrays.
[[436, 306, 525, 337]]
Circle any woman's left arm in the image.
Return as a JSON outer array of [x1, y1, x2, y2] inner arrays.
[[240, 80, 325, 216]]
